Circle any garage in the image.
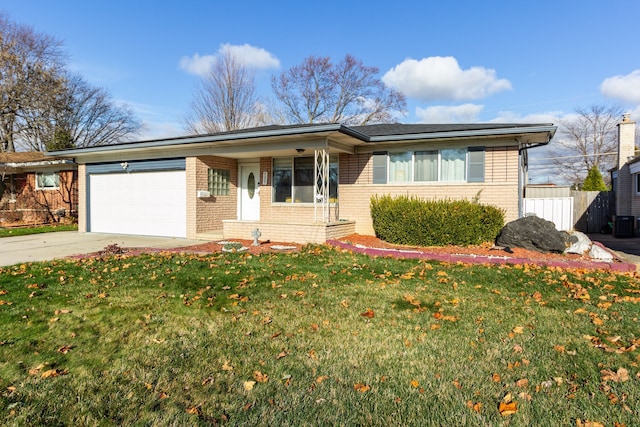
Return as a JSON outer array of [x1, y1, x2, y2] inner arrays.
[[87, 160, 187, 238]]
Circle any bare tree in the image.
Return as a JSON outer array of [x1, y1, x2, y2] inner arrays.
[[271, 54, 406, 125], [37, 73, 142, 151], [0, 13, 67, 152], [184, 51, 262, 134], [550, 104, 624, 186]]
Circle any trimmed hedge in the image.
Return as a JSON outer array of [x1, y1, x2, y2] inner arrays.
[[370, 195, 505, 246]]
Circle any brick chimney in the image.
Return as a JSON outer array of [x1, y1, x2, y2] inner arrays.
[[617, 113, 636, 169]]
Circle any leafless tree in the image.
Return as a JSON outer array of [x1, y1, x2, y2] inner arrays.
[[1, 14, 141, 152], [0, 13, 67, 152], [184, 51, 263, 134], [550, 104, 624, 186], [29, 73, 142, 151], [271, 54, 407, 125]]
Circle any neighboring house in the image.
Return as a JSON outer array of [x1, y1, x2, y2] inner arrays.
[[610, 113, 639, 235], [47, 123, 556, 243], [0, 152, 78, 224]]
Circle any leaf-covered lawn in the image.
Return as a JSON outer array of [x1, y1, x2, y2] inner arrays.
[[0, 246, 638, 426]]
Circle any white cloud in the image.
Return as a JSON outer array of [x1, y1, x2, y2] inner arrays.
[[600, 70, 640, 104], [382, 56, 512, 101], [219, 44, 280, 70], [415, 104, 484, 123], [179, 43, 280, 76], [179, 53, 217, 76], [489, 110, 564, 124]]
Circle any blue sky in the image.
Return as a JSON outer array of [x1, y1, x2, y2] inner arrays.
[[3, 0, 640, 182]]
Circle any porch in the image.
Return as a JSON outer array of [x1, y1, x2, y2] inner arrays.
[[220, 219, 356, 244]]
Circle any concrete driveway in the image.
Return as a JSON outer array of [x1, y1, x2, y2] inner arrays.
[[0, 231, 204, 267], [589, 233, 640, 267]]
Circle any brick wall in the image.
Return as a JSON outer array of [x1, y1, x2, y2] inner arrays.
[[223, 219, 355, 244], [193, 156, 238, 235], [0, 169, 78, 224]]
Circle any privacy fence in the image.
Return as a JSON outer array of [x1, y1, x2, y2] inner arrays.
[[523, 188, 611, 233]]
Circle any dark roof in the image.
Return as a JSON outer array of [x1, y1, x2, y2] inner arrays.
[[47, 122, 557, 157], [351, 123, 553, 138]]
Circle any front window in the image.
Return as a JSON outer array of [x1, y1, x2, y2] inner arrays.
[[273, 156, 338, 203], [389, 152, 412, 183], [372, 147, 484, 184], [440, 149, 466, 181], [36, 172, 60, 189]]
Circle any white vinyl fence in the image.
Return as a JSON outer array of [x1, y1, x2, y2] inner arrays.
[[523, 198, 574, 231]]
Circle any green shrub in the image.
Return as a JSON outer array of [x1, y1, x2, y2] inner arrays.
[[370, 194, 505, 246]]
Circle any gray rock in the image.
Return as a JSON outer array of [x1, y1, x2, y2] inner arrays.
[[496, 215, 568, 253]]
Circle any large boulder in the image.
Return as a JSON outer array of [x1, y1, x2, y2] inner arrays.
[[496, 216, 569, 253]]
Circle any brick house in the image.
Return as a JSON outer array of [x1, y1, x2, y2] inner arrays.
[[47, 123, 556, 243], [0, 152, 78, 224]]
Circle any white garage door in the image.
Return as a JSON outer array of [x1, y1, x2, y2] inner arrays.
[[89, 170, 187, 237]]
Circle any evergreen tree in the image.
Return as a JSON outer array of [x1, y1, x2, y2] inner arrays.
[[581, 165, 608, 191]]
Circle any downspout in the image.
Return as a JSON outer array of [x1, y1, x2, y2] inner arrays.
[[518, 140, 552, 218]]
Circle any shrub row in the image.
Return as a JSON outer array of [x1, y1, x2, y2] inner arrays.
[[370, 194, 505, 246]]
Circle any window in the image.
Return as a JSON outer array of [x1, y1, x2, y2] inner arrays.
[[636, 174, 640, 195], [208, 169, 230, 196], [389, 152, 412, 183], [373, 147, 485, 184], [273, 156, 338, 203], [36, 172, 59, 189], [414, 151, 438, 182], [441, 149, 466, 181]]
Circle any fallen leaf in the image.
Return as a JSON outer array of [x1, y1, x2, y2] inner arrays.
[[576, 420, 605, 427], [512, 326, 524, 334], [243, 380, 256, 391], [254, 371, 269, 383], [41, 369, 67, 378], [222, 361, 234, 371], [498, 401, 517, 416], [554, 344, 566, 353], [360, 308, 375, 318], [316, 375, 329, 384], [276, 351, 287, 360], [600, 368, 629, 383], [515, 378, 529, 388], [353, 383, 370, 392], [186, 406, 202, 415], [57, 345, 74, 354], [410, 380, 420, 388], [492, 373, 501, 382]]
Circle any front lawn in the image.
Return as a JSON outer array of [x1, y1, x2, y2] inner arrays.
[[0, 247, 638, 426], [0, 223, 77, 238]]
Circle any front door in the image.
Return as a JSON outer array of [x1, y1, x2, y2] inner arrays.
[[240, 164, 260, 220]]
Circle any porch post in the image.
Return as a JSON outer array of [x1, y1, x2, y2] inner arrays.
[[314, 148, 330, 222]]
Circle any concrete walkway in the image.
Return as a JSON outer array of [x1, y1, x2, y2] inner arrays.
[[0, 231, 204, 267]]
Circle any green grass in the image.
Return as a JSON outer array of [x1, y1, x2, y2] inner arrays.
[[0, 224, 77, 238], [0, 247, 639, 426]]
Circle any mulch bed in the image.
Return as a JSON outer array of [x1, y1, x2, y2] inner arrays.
[[67, 233, 636, 272]]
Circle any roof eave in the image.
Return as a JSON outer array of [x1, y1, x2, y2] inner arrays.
[[46, 123, 360, 157], [365, 125, 557, 143]]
